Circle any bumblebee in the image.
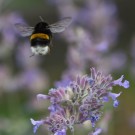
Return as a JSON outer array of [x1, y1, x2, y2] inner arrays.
[[15, 17, 72, 56]]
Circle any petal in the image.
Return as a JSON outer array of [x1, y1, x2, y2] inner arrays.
[[30, 118, 44, 133], [54, 129, 66, 135], [113, 100, 119, 108], [122, 80, 129, 88], [113, 75, 129, 88], [108, 92, 122, 100], [103, 96, 109, 102], [90, 115, 100, 128], [113, 75, 124, 84], [93, 128, 102, 135], [37, 94, 50, 100]]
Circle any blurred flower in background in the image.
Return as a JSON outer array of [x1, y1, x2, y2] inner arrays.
[[0, 1, 50, 135], [54, 0, 127, 87], [0, 12, 49, 92]]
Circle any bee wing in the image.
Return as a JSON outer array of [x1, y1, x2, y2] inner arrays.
[[48, 17, 72, 33], [15, 23, 34, 37]]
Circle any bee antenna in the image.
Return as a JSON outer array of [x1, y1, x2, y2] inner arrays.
[[39, 16, 44, 22]]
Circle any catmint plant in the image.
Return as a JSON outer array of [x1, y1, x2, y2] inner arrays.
[[31, 67, 129, 135]]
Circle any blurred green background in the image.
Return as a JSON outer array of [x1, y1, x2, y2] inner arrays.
[[0, 0, 135, 135]]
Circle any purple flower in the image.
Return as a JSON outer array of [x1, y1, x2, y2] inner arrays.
[[54, 129, 66, 135], [31, 67, 129, 135], [108, 92, 122, 100], [108, 92, 121, 107], [30, 118, 44, 133], [113, 75, 129, 88], [113, 100, 119, 108], [48, 104, 64, 114], [44, 112, 69, 134], [89, 128, 102, 135], [90, 115, 100, 128]]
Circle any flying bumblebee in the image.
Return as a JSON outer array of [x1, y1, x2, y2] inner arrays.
[[15, 17, 72, 56]]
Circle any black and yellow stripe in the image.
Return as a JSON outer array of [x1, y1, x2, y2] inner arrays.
[[30, 33, 49, 41]]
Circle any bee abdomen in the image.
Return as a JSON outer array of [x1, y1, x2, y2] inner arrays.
[[30, 33, 51, 47], [30, 33, 49, 40]]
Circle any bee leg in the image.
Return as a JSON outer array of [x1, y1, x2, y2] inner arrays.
[[47, 47, 51, 54], [29, 53, 35, 57], [50, 41, 53, 47]]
